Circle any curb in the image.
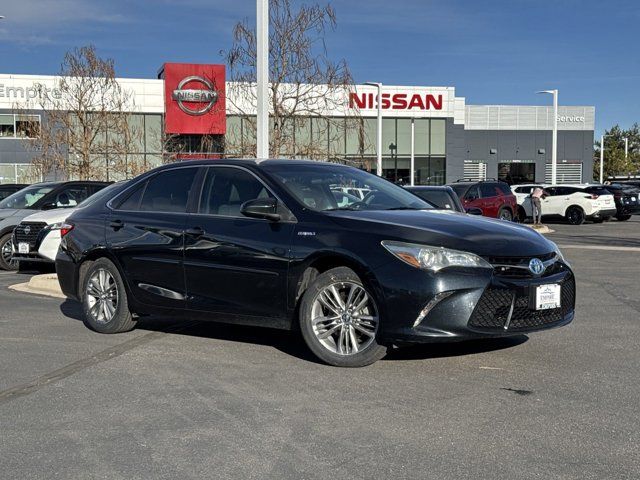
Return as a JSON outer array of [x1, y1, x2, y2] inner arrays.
[[523, 224, 555, 234], [8, 273, 66, 299]]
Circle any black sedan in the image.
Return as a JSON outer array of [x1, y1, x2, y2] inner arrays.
[[405, 185, 468, 213], [56, 160, 575, 367]]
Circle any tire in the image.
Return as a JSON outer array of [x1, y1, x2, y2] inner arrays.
[[498, 208, 513, 222], [299, 267, 388, 367], [616, 214, 631, 221], [0, 233, 18, 271], [81, 258, 136, 334], [565, 206, 585, 225], [516, 206, 527, 223]]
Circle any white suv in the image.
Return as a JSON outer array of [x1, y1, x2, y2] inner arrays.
[[511, 183, 616, 225]]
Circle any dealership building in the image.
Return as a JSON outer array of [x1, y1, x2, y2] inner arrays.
[[0, 63, 595, 185]]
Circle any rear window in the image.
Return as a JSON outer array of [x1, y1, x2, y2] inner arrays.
[[583, 187, 611, 196], [480, 184, 498, 198], [450, 184, 470, 197], [496, 183, 512, 195], [410, 191, 450, 210]]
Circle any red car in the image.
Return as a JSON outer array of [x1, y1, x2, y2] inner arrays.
[[448, 180, 518, 221]]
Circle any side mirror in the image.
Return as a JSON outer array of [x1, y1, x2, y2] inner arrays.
[[240, 198, 281, 222], [466, 207, 483, 216], [41, 201, 57, 210]]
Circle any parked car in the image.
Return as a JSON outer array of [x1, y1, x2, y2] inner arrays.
[[404, 186, 465, 212], [11, 182, 128, 271], [448, 180, 518, 221], [0, 184, 28, 201], [511, 184, 545, 222], [56, 159, 575, 368], [601, 184, 640, 221], [0, 181, 110, 270], [514, 184, 616, 225]]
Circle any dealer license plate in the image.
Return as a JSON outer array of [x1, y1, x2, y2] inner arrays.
[[18, 242, 29, 254], [536, 284, 561, 310]]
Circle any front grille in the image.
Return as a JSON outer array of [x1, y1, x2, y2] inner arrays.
[[468, 275, 575, 331], [14, 222, 48, 248], [485, 252, 562, 278]]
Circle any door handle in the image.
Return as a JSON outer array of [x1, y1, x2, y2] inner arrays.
[[109, 219, 124, 230], [185, 227, 205, 237]]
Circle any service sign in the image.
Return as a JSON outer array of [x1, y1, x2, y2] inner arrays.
[[163, 63, 226, 135]]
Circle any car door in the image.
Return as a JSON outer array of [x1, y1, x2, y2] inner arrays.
[[541, 187, 566, 215], [462, 185, 483, 213], [480, 183, 500, 217], [183, 165, 296, 321], [106, 166, 199, 309]]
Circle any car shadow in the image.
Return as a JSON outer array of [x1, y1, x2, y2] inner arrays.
[[60, 300, 528, 365], [384, 336, 528, 361]]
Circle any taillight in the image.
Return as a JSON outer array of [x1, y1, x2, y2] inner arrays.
[[60, 223, 74, 237]]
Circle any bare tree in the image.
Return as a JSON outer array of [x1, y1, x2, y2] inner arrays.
[[20, 46, 142, 180], [224, 0, 366, 161]]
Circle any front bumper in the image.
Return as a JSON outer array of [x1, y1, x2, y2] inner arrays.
[[374, 259, 575, 344]]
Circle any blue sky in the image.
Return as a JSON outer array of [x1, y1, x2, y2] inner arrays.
[[0, 0, 637, 136]]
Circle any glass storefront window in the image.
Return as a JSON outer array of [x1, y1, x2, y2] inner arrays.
[[0, 115, 15, 137], [144, 114, 162, 153], [414, 119, 430, 155], [430, 119, 446, 155]]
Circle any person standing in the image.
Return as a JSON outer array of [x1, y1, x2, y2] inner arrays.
[[531, 186, 548, 225]]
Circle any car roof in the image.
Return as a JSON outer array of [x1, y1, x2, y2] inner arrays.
[[152, 158, 340, 170]]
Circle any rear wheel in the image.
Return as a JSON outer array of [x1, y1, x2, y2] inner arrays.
[[0, 233, 17, 271], [82, 258, 136, 334], [517, 206, 527, 223], [299, 267, 387, 367], [566, 206, 585, 225], [616, 214, 632, 221], [498, 208, 513, 221]]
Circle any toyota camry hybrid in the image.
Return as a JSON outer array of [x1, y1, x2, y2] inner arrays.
[[56, 159, 575, 367]]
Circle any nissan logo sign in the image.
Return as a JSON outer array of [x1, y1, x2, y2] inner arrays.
[[172, 76, 218, 116]]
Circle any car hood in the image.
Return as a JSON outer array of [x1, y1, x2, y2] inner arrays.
[[0, 209, 32, 223], [21, 208, 73, 225], [327, 209, 555, 257]]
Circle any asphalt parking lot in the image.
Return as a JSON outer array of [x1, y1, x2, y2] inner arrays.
[[1, 218, 639, 479]]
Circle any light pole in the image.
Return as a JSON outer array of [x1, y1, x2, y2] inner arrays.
[[256, 0, 269, 159], [537, 89, 558, 184], [624, 137, 629, 160], [364, 82, 383, 176]]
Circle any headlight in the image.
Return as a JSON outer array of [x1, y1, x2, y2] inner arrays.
[[549, 241, 568, 265], [381, 241, 492, 272]]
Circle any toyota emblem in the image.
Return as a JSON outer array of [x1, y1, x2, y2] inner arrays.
[[171, 76, 218, 116], [528, 258, 545, 275]]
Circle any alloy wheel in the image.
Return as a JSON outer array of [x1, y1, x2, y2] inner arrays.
[[1, 239, 17, 269], [310, 281, 379, 355], [86, 268, 119, 324]]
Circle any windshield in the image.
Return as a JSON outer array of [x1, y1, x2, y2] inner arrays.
[[263, 163, 432, 212], [0, 184, 56, 209]]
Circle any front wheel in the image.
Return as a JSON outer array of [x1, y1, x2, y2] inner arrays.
[[299, 267, 388, 367], [498, 208, 513, 221], [0, 233, 18, 271], [82, 258, 136, 334], [566, 206, 585, 225]]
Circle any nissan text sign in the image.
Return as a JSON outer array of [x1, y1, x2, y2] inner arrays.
[[349, 92, 443, 111], [347, 86, 456, 119], [162, 63, 226, 135]]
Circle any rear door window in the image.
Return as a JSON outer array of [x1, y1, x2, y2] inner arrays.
[[139, 168, 198, 212], [479, 184, 497, 198]]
